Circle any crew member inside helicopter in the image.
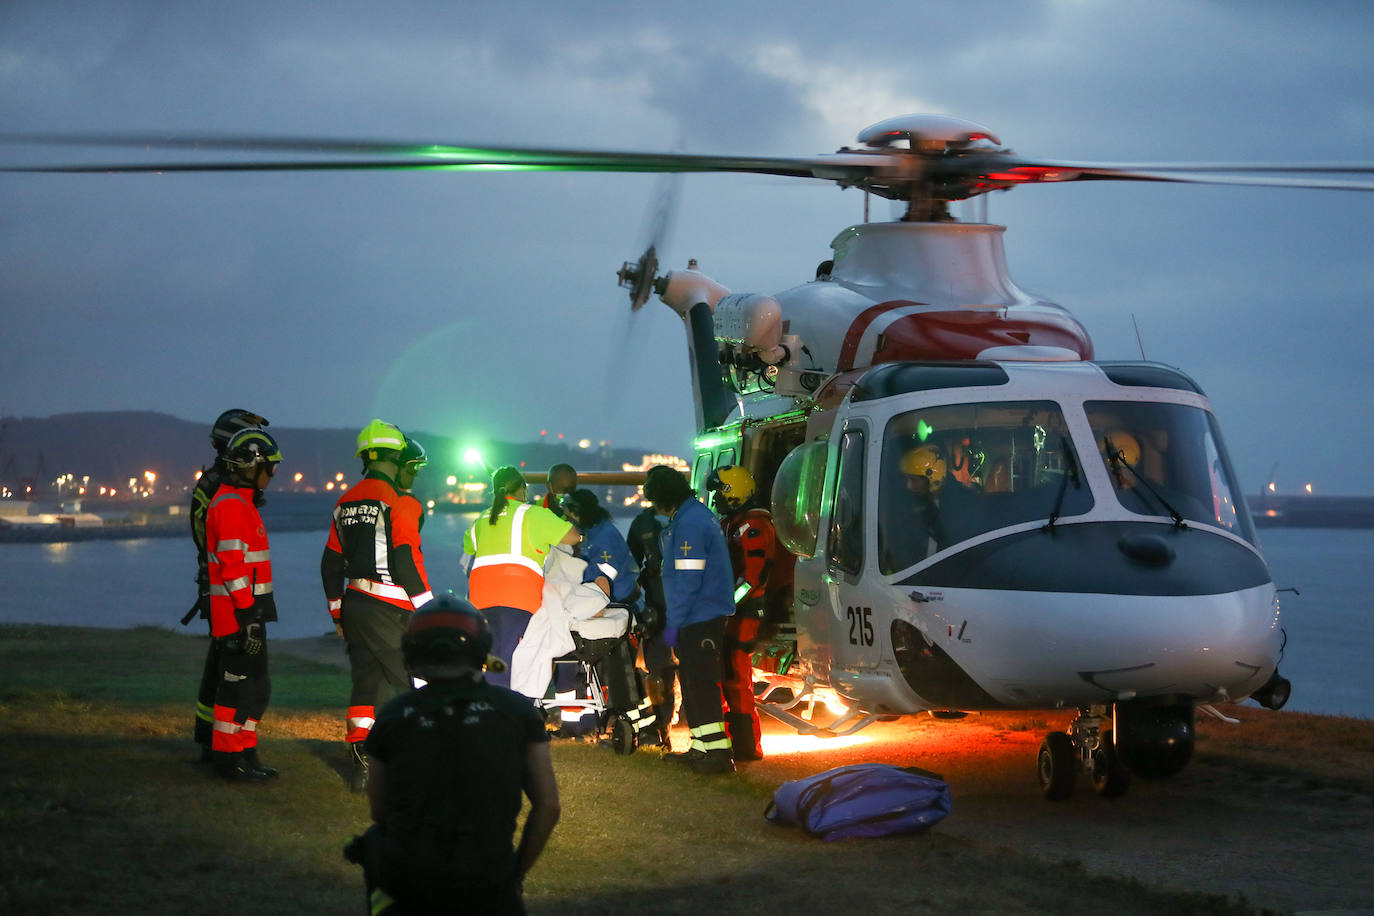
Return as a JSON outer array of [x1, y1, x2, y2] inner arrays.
[[883, 442, 980, 569]]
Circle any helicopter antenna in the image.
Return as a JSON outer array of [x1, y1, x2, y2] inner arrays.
[[1131, 313, 1148, 359]]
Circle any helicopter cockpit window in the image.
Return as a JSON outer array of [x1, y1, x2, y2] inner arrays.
[[828, 430, 865, 577], [878, 401, 1092, 574], [771, 440, 828, 558], [1085, 401, 1256, 542]]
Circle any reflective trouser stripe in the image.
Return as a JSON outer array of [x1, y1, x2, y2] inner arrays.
[[690, 721, 732, 752], [346, 705, 375, 743], [196, 700, 213, 725], [241, 717, 259, 749], [624, 698, 657, 731], [212, 704, 242, 753]]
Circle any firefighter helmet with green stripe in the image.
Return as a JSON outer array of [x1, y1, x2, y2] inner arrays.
[[356, 419, 406, 461], [211, 409, 269, 454], [222, 427, 282, 475], [399, 437, 428, 471]]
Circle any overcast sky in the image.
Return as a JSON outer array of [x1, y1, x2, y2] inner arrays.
[[2, 0, 1372, 494]]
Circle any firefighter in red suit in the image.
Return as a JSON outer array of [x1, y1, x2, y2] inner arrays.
[[205, 427, 283, 782], [705, 465, 773, 762]]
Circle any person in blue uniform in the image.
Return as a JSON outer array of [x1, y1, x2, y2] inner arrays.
[[560, 488, 637, 605], [642, 466, 736, 775]]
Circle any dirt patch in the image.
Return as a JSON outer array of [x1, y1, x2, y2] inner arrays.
[[737, 710, 1374, 915], [273, 639, 1374, 913]]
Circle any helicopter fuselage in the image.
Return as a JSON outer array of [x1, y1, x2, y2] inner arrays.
[[784, 359, 1281, 717], [662, 219, 1282, 724]]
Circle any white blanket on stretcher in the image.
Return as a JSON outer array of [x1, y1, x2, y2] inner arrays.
[[508, 546, 630, 698]]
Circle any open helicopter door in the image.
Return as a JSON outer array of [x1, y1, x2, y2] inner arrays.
[[820, 418, 882, 672]]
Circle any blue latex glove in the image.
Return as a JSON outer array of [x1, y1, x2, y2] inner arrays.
[[662, 626, 679, 649]]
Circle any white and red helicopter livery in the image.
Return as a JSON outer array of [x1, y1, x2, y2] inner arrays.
[[9, 114, 1374, 799]]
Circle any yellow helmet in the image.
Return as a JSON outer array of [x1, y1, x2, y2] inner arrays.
[[705, 465, 756, 511], [901, 445, 947, 492], [356, 419, 406, 460], [1102, 431, 1141, 469]]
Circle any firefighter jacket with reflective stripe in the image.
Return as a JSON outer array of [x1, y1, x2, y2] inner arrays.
[[321, 472, 433, 616], [206, 483, 275, 638], [721, 507, 776, 606], [463, 497, 573, 613], [660, 497, 735, 629]]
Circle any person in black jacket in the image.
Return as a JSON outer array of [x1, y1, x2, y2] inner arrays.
[[347, 597, 560, 915], [627, 504, 675, 748]]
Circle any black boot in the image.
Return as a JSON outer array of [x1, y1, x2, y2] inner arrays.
[[688, 748, 736, 775], [661, 747, 704, 765], [213, 751, 270, 784], [348, 742, 369, 793], [243, 746, 278, 778]]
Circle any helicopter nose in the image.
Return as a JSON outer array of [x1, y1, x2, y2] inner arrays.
[[1117, 533, 1174, 567]]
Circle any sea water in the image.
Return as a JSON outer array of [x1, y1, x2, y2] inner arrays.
[[1, 516, 1370, 719]]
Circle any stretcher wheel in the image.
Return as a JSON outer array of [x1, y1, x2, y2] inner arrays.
[[611, 715, 637, 756]]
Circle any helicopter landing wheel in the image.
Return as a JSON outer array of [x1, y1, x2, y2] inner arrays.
[[1038, 732, 1076, 801], [1089, 730, 1131, 798]]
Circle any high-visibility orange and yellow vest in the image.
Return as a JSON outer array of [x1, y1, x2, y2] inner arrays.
[[463, 497, 573, 613]]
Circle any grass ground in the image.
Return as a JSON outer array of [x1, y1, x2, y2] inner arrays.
[[1, 623, 1350, 914]]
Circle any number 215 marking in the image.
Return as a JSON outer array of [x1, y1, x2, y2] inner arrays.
[[847, 606, 874, 646]]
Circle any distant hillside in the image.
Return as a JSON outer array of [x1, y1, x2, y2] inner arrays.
[[0, 411, 668, 504]]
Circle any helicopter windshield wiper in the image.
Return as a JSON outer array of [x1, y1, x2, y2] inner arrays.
[[1044, 435, 1081, 531], [1104, 436, 1188, 529]]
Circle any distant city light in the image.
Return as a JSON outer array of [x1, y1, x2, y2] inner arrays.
[[446, 475, 458, 487], [578, 439, 591, 449], [294, 472, 303, 483], [326, 482, 336, 491], [335, 472, 345, 481], [1305, 483, 1313, 494]]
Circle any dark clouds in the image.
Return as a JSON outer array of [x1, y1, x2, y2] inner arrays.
[[1, 0, 1371, 494]]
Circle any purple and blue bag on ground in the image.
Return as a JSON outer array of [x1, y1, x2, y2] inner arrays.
[[765, 763, 952, 841]]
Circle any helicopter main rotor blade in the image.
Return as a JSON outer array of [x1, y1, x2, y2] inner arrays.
[[0, 133, 882, 182], [943, 155, 1374, 193], [5, 131, 1374, 193]]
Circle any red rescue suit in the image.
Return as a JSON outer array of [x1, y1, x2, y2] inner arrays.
[[205, 482, 276, 753], [719, 506, 775, 761]]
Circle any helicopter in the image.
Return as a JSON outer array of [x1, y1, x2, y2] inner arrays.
[[6, 114, 1374, 800]]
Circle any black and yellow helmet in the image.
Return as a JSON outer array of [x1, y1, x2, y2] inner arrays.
[[399, 437, 428, 472], [211, 409, 269, 454], [222, 427, 282, 474]]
